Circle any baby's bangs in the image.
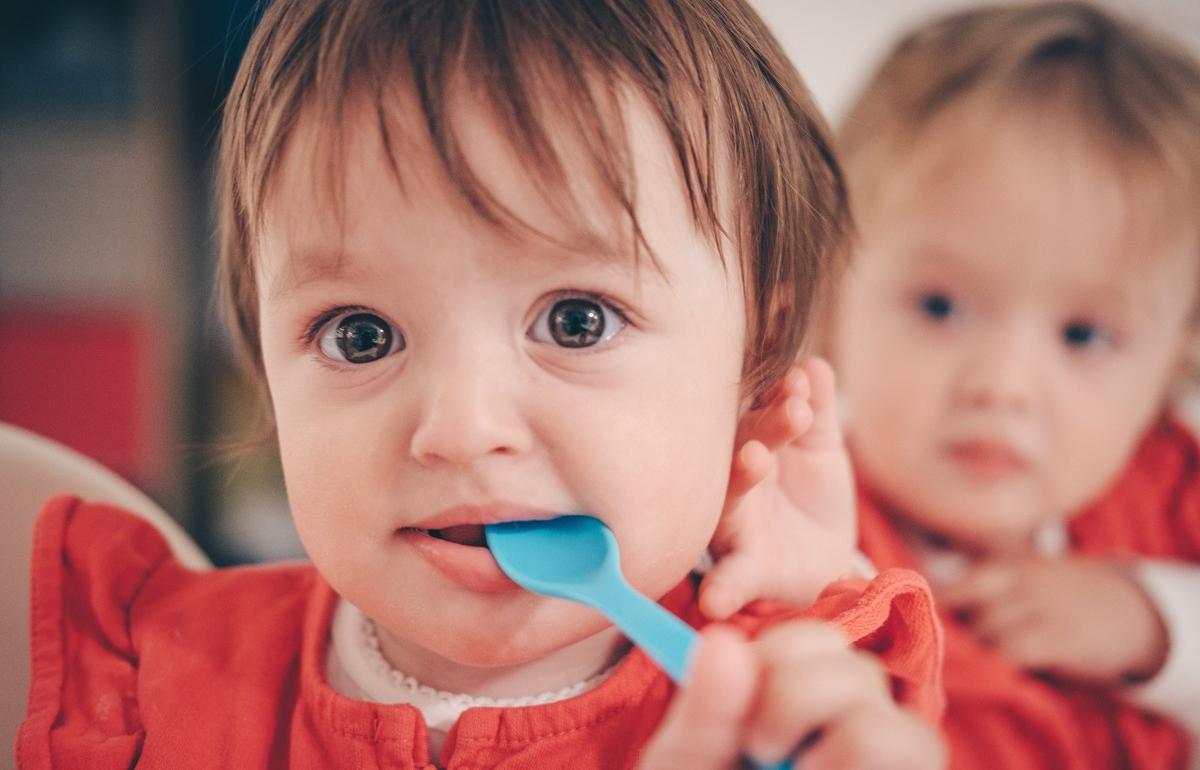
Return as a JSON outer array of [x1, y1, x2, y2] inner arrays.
[[302, 1, 727, 268]]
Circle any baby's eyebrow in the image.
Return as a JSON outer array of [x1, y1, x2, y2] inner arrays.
[[1066, 279, 1157, 324], [267, 229, 659, 302], [269, 246, 353, 301]]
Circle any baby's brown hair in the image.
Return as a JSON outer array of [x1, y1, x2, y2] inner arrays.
[[217, 0, 849, 407], [839, 0, 1200, 311]]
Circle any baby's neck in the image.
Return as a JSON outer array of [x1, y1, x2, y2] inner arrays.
[[899, 514, 1064, 561], [374, 623, 630, 700]]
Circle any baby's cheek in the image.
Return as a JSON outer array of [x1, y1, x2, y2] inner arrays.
[[618, 477, 724, 599], [624, 535, 710, 600]]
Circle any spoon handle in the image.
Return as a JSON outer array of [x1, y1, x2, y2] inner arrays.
[[594, 580, 697, 683], [596, 581, 792, 770]]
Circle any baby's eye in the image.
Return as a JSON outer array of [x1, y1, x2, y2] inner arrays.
[[318, 312, 403, 364], [1062, 321, 1111, 351], [917, 291, 956, 322], [529, 296, 625, 349]]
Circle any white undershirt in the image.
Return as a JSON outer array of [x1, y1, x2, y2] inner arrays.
[[324, 599, 619, 760]]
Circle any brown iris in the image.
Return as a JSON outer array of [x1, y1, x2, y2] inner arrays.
[[548, 299, 605, 348], [335, 312, 398, 363]]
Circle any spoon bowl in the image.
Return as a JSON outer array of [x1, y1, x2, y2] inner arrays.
[[485, 516, 615, 593]]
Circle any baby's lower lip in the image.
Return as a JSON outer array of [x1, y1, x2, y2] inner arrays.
[[398, 527, 520, 593], [945, 441, 1028, 479]]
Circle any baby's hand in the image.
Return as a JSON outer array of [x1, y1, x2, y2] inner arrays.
[[700, 358, 857, 620], [638, 622, 944, 770], [940, 556, 1168, 685]]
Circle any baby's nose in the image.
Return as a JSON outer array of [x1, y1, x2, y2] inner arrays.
[[408, 355, 533, 468], [956, 331, 1040, 413]]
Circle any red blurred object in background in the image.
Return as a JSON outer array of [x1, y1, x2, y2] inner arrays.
[[0, 304, 166, 488]]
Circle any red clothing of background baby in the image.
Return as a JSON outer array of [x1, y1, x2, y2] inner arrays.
[[859, 417, 1200, 770], [19, 497, 943, 770]]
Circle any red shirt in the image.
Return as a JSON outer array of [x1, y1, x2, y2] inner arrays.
[[859, 417, 1200, 770], [19, 496, 943, 769]]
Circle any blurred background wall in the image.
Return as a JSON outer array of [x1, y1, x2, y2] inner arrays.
[[2, 0, 1199, 571]]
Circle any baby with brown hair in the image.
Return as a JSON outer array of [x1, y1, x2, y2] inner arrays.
[[18, 1, 945, 768]]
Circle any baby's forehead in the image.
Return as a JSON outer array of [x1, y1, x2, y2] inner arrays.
[[882, 105, 1191, 237], [260, 84, 716, 287]]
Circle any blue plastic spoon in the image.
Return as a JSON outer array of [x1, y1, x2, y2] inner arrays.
[[485, 515, 791, 770]]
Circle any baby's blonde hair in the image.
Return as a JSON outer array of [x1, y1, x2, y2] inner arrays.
[[840, 1, 1200, 318]]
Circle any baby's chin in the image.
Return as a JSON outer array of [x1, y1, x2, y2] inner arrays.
[[378, 597, 619, 669], [909, 494, 1062, 554]]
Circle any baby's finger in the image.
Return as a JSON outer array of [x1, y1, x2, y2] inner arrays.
[[725, 439, 774, 503], [753, 619, 852, 666], [800, 357, 834, 407], [638, 626, 756, 770], [770, 363, 811, 411], [698, 549, 763, 620], [740, 368, 813, 451], [799, 704, 946, 770], [968, 597, 1039, 646], [938, 563, 1018, 611], [990, 621, 1057, 670], [792, 357, 843, 451], [744, 623, 887, 764], [748, 394, 814, 455]]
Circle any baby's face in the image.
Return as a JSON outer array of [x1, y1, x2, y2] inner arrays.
[[834, 112, 1198, 552], [255, 91, 746, 668]]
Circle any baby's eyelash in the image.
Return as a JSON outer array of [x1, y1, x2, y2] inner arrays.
[[548, 290, 636, 327], [300, 305, 369, 346]]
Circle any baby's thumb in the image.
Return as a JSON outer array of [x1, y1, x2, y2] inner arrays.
[[637, 626, 756, 770], [699, 551, 761, 620]]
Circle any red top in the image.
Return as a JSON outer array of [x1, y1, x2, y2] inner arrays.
[[859, 417, 1200, 770], [19, 497, 943, 769]]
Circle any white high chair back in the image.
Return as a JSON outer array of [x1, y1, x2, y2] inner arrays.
[[0, 422, 211, 769]]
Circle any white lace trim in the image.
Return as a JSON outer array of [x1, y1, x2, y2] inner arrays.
[[329, 599, 619, 733]]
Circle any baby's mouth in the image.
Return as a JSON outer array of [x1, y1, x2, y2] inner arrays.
[[413, 524, 488, 547], [399, 520, 521, 593]]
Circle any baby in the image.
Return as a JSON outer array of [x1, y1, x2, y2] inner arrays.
[[17, 1, 943, 768], [828, 3, 1200, 769]]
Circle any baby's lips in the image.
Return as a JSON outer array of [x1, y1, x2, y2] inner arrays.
[[430, 524, 487, 546]]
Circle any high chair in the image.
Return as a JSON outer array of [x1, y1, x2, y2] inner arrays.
[[0, 422, 211, 769]]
